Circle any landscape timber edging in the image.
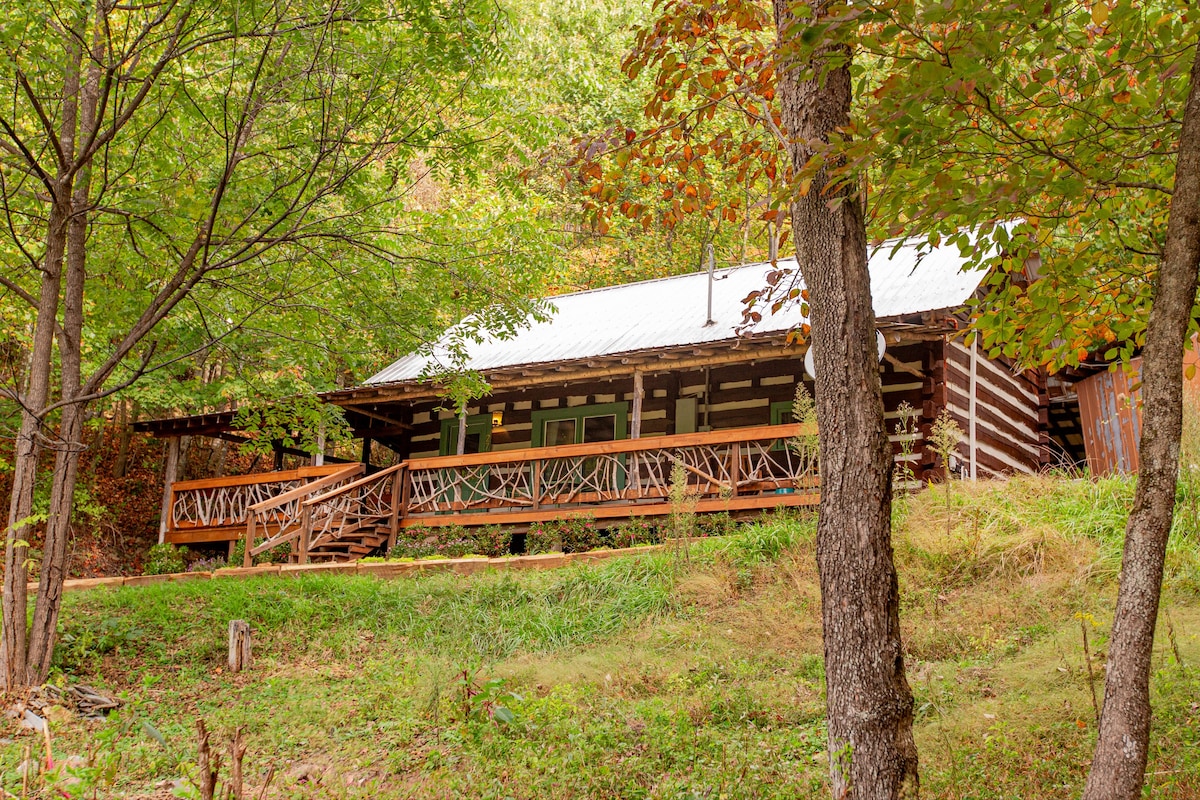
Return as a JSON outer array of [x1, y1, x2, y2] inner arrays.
[[27, 542, 694, 595]]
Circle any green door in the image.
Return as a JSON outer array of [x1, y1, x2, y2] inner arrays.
[[439, 415, 493, 508]]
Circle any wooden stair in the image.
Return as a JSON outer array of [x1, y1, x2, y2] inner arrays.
[[306, 524, 390, 563]]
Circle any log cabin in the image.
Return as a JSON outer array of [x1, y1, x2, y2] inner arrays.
[[137, 236, 1052, 563]]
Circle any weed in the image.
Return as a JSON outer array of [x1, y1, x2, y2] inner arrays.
[[456, 669, 523, 730], [930, 410, 965, 536], [892, 402, 920, 516], [788, 383, 819, 479], [669, 461, 698, 565], [144, 543, 187, 575]]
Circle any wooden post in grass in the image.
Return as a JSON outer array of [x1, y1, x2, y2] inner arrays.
[[228, 620, 252, 673]]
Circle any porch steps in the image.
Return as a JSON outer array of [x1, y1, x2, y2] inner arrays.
[[305, 526, 390, 563]]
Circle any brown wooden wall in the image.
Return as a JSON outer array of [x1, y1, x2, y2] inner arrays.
[[401, 357, 811, 460], [381, 339, 1046, 481], [942, 340, 1046, 477]]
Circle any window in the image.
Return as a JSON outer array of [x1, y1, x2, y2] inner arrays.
[[531, 402, 628, 447], [439, 414, 493, 456], [770, 400, 794, 426], [770, 400, 798, 451]]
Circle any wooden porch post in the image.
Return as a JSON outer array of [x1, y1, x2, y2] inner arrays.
[[631, 370, 644, 439], [158, 437, 182, 544], [312, 420, 326, 467], [243, 514, 256, 568], [388, 469, 405, 553], [272, 441, 284, 471], [456, 406, 468, 455], [729, 442, 741, 497], [298, 505, 312, 565], [531, 460, 542, 510], [360, 437, 373, 470]]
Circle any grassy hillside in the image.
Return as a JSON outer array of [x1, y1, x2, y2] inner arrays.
[[4, 475, 1198, 798]]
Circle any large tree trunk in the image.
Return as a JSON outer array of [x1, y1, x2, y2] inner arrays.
[[772, 2, 919, 798], [1082, 39, 1200, 800]]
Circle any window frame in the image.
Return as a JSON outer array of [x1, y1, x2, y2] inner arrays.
[[530, 402, 629, 448], [769, 400, 794, 426]]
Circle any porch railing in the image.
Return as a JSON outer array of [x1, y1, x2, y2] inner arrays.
[[166, 464, 354, 544], [398, 422, 818, 527], [172, 424, 820, 558]]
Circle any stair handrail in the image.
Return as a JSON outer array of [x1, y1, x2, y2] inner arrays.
[[242, 463, 366, 567], [299, 462, 408, 559], [248, 463, 365, 513], [302, 462, 406, 507]]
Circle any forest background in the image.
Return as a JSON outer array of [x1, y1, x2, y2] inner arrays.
[[0, 0, 754, 576]]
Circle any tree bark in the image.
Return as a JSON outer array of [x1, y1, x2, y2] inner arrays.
[[772, 2, 919, 797], [1, 200, 68, 690], [113, 399, 132, 479], [1082, 39, 1200, 800], [25, 8, 103, 684]]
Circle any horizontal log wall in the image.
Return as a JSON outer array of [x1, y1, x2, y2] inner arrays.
[[395, 345, 939, 478], [943, 340, 1044, 476]]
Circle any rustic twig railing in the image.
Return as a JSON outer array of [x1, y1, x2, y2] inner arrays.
[[399, 423, 819, 528], [166, 464, 354, 545], [241, 463, 365, 566], [168, 425, 820, 558], [300, 463, 406, 558]]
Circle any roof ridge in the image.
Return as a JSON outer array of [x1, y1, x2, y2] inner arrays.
[[542, 256, 798, 302], [538, 229, 945, 302]]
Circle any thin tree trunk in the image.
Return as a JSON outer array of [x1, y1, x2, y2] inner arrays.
[[772, 2, 919, 797], [113, 399, 131, 479], [7, 7, 98, 687], [1, 201, 68, 690], [1082, 39, 1200, 800], [28, 97, 98, 681]]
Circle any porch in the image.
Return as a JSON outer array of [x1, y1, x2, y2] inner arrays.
[[161, 423, 819, 565]]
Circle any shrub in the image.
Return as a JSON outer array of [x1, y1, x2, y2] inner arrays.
[[558, 515, 604, 553], [430, 537, 478, 559], [389, 524, 505, 559], [187, 556, 227, 573], [608, 517, 664, 548], [144, 543, 186, 575], [228, 538, 291, 566], [470, 525, 512, 558], [695, 512, 737, 538], [389, 527, 438, 559], [526, 521, 560, 554]]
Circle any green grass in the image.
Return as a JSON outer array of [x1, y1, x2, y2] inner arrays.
[[4, 476, 1199, 799]]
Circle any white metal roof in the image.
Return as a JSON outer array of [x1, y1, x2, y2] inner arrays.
[[367, 236, 993, 385]]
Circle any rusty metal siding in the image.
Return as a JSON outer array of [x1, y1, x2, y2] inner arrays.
[[1076, 361, 1143, 476]]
